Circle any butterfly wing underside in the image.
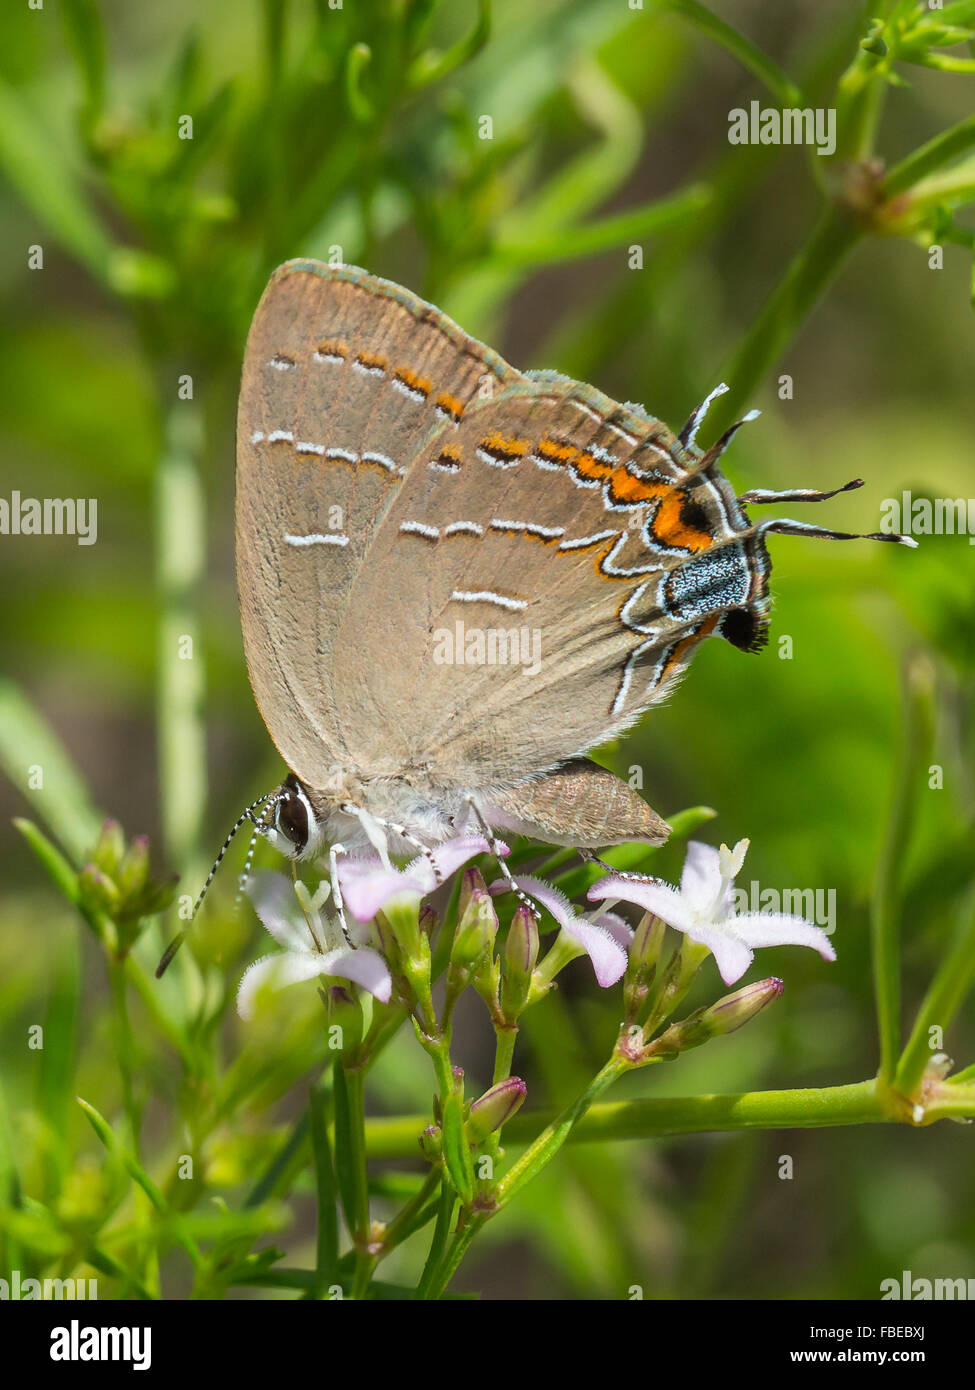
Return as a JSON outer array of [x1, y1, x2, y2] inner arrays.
[[236, 260, 522, 788], [331, 376, 765, 786]]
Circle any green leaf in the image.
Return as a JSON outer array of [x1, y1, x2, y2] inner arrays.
[[0, 80, 114, 280], [60, 0, 106, 128], [0, 678, 103, 861], [440, 1091, 474, 1204], [492, 182, 711, 270], [660, 0, 803, 107]]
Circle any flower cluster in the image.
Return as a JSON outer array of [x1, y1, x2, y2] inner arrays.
[[238, 834, 834, 1021]]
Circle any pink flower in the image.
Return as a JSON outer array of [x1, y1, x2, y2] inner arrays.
[[238, 871, 391, 1019], [337, 835, 499, 922], [588, 839, 836, 986], [490, 875, 629, 987]]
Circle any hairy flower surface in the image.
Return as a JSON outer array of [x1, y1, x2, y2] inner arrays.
[[238, 871, 391, 1018]]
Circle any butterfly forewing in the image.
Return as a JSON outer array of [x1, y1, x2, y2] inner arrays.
[[236, 261, 522, 787]]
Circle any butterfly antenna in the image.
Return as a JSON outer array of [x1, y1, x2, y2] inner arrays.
[[678, 382, 729, 448], [234, 819, 266, 915], [155, 789, 281, 979], [737, 477, 917, 546]]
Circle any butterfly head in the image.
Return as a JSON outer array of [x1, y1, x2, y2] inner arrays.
[[265, 774, 327, 860]]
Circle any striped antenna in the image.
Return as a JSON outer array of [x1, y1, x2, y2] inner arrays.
[[739, 478, 864, 505], [678, 382, 729, 448], [155, 788, 282, 978], [738, 476, 917, 546], [683, 409, 761, 478]]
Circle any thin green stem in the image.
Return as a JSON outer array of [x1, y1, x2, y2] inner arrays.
[[380, 1167, 441, 1256], [416, 1181, 456, 1300], [883, 113, 975, 199], [424, 1213, 481, 1301], [154, 399, 207, 882], [708, 205, 862, 437], [342, 1066, 375, 1299], [871, 656, 936, 1083], [308, 1082, 339, 1293], [362, 1079, 920, 1160], [492, 1027, 517, 1086], [895, 893, 975, 1098], [107, 956, 140, 1153]]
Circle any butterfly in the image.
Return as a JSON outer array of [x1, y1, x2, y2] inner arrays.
[[158, 258, 912, 969]]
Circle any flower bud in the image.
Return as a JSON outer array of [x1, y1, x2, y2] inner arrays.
[[457, 865, 488, 922], [500, 905, 539, 1020], [450, 888, 498, 972], [79, 863, 121, 917], [92, 819, 125, 876], [418, 1125, 442, 1162], [466, 1077, 527, 1144], [652, 977, 784, 1059], [623, 912, 665, 1022], [117, 835, 150, 899]]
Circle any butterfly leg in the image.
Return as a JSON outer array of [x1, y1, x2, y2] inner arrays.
[[578, 847, 664, 887], [463, 799, 541, 920], [328, 839, 355, 947], [338, 803, 443, 885]]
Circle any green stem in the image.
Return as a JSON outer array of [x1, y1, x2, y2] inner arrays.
[[362, 1078, 924, 1159], [380, 1167, 441, 1256], [107, 956, 140, 1153], [492, 1027, 517, 1086], [416, 1181, 456, 1300], [424, 1212, 481, 1301], [154, 398, 207, 881], [895, 893, 975, 1098], [308, 1082, 339, 1292], [708, 204, 862, 437], [493, 1055, 629, 1209], [424, 1053, 631, 1298], [343, 1066, 375, 1299], [871, 656, 936, 1083], [882, 113, 975, 201]]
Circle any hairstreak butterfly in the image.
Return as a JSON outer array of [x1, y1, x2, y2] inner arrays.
[[157, 259, 914, 970]]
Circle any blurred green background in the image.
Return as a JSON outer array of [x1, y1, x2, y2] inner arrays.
[[1, 0, 974, 1299]]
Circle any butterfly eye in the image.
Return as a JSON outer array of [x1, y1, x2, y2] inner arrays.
[[275, 783, 310, 853]]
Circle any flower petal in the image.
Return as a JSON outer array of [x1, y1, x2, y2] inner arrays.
[[489, 873, 575, 928], [683, 925, 754, 986], [680, 841, 723, 915], [245, 871, 308, 950], [562, 916, 628, 987], [236, 949, 333, 1019], [492, 876, 627, 988], [731, 912, 837, 961], [337, 856, 426, 922], [590, 909, 633, 949], [588, 876, 698, 933], [406, 835, 496, 892], [236, 944, 393, 1019], [325, 946, 392, 1003]]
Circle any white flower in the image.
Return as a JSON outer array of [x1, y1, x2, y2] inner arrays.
[[237, 871, 391, 1020], [588, 839, 836, 986]]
